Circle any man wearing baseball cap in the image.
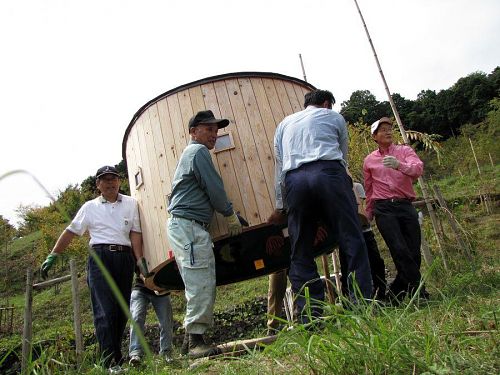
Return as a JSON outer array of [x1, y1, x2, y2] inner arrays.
[[363, 117, 429, 304], [40, 165, 147, 372], [167, 110, 242, 358]]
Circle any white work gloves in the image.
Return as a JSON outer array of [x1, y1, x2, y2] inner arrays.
[[225, 212, 243, 237], [383, 156, 400, 169]]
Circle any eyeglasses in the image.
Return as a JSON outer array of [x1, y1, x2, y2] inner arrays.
[[377, 127, 393, 133]]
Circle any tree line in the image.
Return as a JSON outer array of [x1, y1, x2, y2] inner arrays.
[[340, 67, 499, 138], [2, 67, 499, 238]]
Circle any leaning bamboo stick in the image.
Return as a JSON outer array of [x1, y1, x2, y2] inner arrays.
[[432, 185, 472, 259]]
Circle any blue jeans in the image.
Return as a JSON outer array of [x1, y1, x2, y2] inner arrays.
[[285, 160, 372, 321], [87, 248, 135, 366], [129, 288, 173, 357]]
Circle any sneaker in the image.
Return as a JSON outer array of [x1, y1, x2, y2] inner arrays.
[[128, 355, 141, 366], [108, 365, 125, 374], [188, 334, 219, 359]]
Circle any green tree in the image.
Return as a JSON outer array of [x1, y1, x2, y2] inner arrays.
[[341, 90, 386, 125], [0, 215, 15, 246]]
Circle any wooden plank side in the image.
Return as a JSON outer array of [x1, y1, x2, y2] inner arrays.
[[293, 83, 307, 107], [234, 78, 274, 219], [177, 89, 195, 144], [134, 114, 163, 268], [149, 104, 173, 201], [283, 80, 303, 114], [155, 99, 178, 192], [142, 106, 169, 261], [213, 80, 261, 226], [128, 121, 158, 269], [166, 94, 188, 160], [273, 79, 294, 117], [200, 82, 239, 236], [261, 78, 286, 126], [188, 86, 206, 113], [249, 78, 279, 153]]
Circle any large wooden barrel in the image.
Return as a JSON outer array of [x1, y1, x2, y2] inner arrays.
[[122, 72, 316, 290]]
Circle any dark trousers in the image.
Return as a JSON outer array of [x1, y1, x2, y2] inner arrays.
[[285, 160, 372, 322], [374, 200, 423, 299], [340, 229, 386, 299], [87, 248, 135, 366]]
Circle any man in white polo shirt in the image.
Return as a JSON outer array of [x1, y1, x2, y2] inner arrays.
[[40, 165, 147, 372]]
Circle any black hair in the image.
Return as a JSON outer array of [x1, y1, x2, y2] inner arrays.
[[303, 89, 336, 108]]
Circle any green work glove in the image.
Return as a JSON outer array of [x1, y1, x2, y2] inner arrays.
[[137, 257, 150, 277], [225, 212, 242, 237], [40, 253, 58, 280]]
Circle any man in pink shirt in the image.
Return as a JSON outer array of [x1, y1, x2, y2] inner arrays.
[[363, 117, 428, 304]]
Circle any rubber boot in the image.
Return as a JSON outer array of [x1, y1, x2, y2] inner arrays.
[[188, 334, 219, 359]]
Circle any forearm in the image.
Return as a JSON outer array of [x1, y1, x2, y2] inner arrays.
[[130, 231, 143, 260], [51, 230, 76, 254], [397, 148, 424, 178]]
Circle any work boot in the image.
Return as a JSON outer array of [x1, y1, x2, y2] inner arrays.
[[181, 331, 189, 355], [188, 334, 219, 359]]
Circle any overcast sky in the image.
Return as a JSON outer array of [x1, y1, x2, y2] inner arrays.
[[1, 0, 499, 226]]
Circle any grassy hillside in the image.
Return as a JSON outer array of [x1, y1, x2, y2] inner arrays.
[[1, 128, 499, 374]]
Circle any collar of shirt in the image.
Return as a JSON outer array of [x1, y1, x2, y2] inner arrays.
[[376, 143, 395, 156], [99, 194, 123, 204]]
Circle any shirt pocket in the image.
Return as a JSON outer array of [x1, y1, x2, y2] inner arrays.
[[122, 217, 133, 234]]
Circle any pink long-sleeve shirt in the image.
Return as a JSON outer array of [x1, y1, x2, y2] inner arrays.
[[363, 144, 423, 220]]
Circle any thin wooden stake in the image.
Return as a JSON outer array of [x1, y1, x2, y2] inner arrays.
[[21, 268, 34, 375], [321, 255, 336, 303], [468, 137, 481, 174], [432, 185, 472, 259], [70, 260, 83, 364], [298, 54, 307, 82], [418, 212, 433, 266], [331, 249, 342, 296]]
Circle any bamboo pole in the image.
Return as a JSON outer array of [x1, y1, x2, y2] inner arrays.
[[321, 255, 336, 303], [70, 259, 83, 364], [418, 212, 433, 266], [299, 54, 307, 83], [33, 274, 71, 290], [21, 268, 34, 375], [331, 249, 342, 296], [468, 137, 481, 174], [352, 0, 448, 271]]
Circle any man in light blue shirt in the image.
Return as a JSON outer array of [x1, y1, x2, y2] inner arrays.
[[268, 90, 372, 322]]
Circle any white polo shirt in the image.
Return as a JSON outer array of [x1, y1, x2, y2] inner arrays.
[[67, 194, 141, 246]]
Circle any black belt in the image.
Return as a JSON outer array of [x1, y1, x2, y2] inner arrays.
[[92, 244, 131, 252], [375, 198, 411, 204], [172, 215, 210, 230]]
